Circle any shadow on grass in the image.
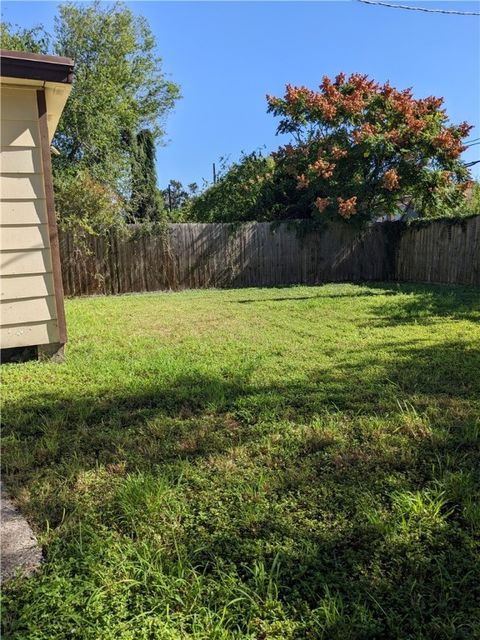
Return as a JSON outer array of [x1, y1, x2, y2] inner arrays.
[[230, 282, 480, 327], [232, 289, 399, 304], [365, 282, 480, 326], [2, 338, 479, 638]]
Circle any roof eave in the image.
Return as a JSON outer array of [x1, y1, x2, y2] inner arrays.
[[0, 49, 74, 84]]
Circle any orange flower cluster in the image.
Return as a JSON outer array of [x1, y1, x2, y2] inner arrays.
[[382, 82, 395, 99], [352, 123, 376, 143], [320, 76, 341, 100], [310, 158, 336, 179], [389, 88, 415, 117], [314, 197, 329, 212], [282, 84, 337, 121], [331, 145, 348, 159], [440, 171, 453, 185], [306, 93, 337, 121], [339, 74, 378, 114], [348, 73, 379, 92], [337, 196, 357, 218], [432, 129, 464, 159], [343, 93, 366, 115], [415, 95, 444, 114], [285, 84, 308, 103], [383, 169, 400, 191], [281, 83, 337, 122], [405, 115, 426, 134], [266, 94, 281, 108], [458, 121, 473, 137], [297, 174, 309, 189], [386, 129, 402, 145]]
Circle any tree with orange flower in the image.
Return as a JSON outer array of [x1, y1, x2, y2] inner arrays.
[[267, 73, 473, 222]]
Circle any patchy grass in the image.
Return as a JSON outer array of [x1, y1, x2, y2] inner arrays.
[[1, 282, 480, 640]]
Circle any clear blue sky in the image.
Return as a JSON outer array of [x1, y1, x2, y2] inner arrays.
[[2, 1, 480, 187]]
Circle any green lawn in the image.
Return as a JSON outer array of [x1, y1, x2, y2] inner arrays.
[[2, 283, 480, 640]]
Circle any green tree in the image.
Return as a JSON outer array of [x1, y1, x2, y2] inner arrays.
[[129, 129, 164, 222], [0, 22, 50, 53], [452, 180, 480, 216], [162, 180, 198, 221], [267, 74, 473, 223], [54, 168, 124, 235], [53, 1, 180, 193], [1, 2, 180, 232], [188, 151, 278, 223]]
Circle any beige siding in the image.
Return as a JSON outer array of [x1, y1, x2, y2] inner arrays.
[[1, 174, 45, 199], [1, 273, 55, 301], [0, 249, 53, 276], [1, 319, 59, 349], [1, 147, 42, 173], [1, 224, 50, 251], [0, 86, 59, 348], [0, 88, 39, 120], [0, 120, 40, 147], [0, 199, 48, 225], [1, 295, 57, 325]]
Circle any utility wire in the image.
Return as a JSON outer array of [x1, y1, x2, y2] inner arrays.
[[357, 0, 480, 16]]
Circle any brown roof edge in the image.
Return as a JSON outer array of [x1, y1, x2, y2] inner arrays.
[[0, 49, 74, 84]]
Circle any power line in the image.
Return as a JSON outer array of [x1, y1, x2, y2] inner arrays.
[[357, 0, 480, 16]]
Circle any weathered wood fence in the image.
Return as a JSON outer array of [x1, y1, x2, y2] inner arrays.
[[59, 216, 480, 296]]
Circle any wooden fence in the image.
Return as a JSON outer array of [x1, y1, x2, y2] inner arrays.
[[59, 216, 480, 296]]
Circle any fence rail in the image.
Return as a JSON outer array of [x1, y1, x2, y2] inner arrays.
[[59, 216, 480, 296]]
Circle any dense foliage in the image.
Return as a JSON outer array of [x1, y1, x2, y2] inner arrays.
[[188, 152, 279, 223], [267, 74, 472, 223], [129, 130, 164, 222], [190, 75, 474, 225], [54, 168, 124, 235], [161, 180, 199, 221], [52, 2, 179, 193], [0, 22, 50, 53], [1, 2, 180, 230], [454, 181, 480, 216]]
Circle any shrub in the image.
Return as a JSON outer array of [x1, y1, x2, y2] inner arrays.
[[54, 168, 125, 235]]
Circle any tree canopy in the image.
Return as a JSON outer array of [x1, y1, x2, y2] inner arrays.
[[1, 2, 180, 229], [189, 75, 473, 225], [52, 1, 180, 194], [267, 74, 472, 223], [129, 129, 164, 222], [1, 15, 475, 228], [188, 152, 278, 223], [0, 22, 50, 53]]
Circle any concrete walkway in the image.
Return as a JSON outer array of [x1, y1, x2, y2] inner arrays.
[[1, 482, 42, 582]]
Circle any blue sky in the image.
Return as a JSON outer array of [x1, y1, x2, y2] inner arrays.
[[2, 1, 480, 187]]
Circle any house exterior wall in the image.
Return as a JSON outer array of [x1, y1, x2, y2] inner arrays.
[[0, 86, 60, 349]]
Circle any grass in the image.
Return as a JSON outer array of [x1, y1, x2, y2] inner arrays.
[[1, 282, 480, 640]]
